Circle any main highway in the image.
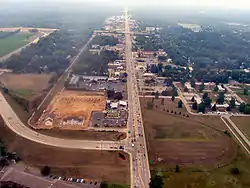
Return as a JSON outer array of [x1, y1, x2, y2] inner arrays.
[[124, 8, 151, 188]]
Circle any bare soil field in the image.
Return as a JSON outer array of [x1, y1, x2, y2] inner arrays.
[[231, 116, 250, 139], [0, 73, 52, 100], [37, 91, 106, 130], [140, 97, 236, 168], [3, 91, 124, 141], [0, 119, 130, 185]]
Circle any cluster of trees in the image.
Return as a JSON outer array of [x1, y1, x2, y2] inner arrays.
[[0, 182, 29, 188], [239, 103, 250, 114], [91, 35, 119, 46], [191, 92, 212, 113], [0, 139, 20, 167], [73, 50, 120, 76], [2, 30, 85, 74], [148, 63, 190, 83], [193, 69, 250, 84], [0, 29, 20, 39], [136, 24, 250, 83], [107, 89, 123, 100]]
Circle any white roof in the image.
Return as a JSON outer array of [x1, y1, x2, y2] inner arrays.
[[214, 104, 229, 108], [111, 102, 119, 108], [119, 101, 127, 106], [143, 73, 155, 77]]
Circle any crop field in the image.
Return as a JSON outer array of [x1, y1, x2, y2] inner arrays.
[[140, 97, 236, 167], [0, 32, 33, 57], [37, 91, 106, 130], [231, 116, 250, 139], [0, 73, 52, 100]]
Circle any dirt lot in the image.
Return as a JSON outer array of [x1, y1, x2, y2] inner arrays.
[[141, 97, 236, 168], [37, 91, 106, 130], [0, 119, 130, 185], [231, 116, 250, 139], [0, 73, 52, 100]]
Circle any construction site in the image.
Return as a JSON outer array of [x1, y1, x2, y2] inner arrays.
[[36, 91, 106, 130]]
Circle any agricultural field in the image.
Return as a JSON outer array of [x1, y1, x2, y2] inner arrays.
[[0, 119, 130, 185], [231, 116, 250, 139], [160, 147, 250, 188], [141, 97, 250, 187], [0, 73, 53, 100], [37, 91, 106, 130], [0, 32, 34, 57], [140, 97, 236, 167]]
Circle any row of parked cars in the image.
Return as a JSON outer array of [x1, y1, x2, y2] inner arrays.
[[49, 175, 98, 185]]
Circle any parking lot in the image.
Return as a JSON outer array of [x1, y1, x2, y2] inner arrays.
[[79, 80, 127, 99], [91, 111, 127, 128]]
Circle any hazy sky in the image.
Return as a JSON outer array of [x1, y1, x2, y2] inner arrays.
[[103, 0, 250, 9], [2, 0, 250, 9]]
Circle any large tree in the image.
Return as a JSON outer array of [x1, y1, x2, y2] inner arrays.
[[192, 101, 198, 110], [178, 100, 183, 108], [217, 92, 225, 104], [149, 175, 164, 188], [198, 102, 206, 113], [230, 98, 236, 108]]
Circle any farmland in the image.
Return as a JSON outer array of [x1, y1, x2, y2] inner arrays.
[[231, 116, 250, 139], [140, 97, 236, 167], [0, 73, 53, 100], [0, 32, 33, 57], [140, 97, 250, 187]]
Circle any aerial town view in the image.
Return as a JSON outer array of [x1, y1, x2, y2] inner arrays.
[[0, 0, 250, 188]]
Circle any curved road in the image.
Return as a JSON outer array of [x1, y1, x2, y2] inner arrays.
[[0, 92, 126, 151]]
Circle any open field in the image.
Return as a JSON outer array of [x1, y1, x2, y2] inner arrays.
[[37, 91, 106, 130], [236, 88, 250, 103], [231, 116, 250, 140], [0, 32, 33, 57], [160, 147, 250, 188], [0, 119, 130, 185], [37, 129, 127, 141], [140, 97, 236, 167], [0, 73, 52, 100]]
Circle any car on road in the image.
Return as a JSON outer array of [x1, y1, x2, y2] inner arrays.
[[119, 146, 125, 150]]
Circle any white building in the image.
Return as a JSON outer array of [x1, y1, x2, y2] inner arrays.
[[218, 85, 226, 92], [184, 82, 194, 92], [110, 102, 119, 109]]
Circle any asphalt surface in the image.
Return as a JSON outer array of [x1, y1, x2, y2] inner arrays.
[[124, 8, 151, 188]]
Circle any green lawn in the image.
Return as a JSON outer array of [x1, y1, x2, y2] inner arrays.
[[9, 88, 35, 100], [0, 33, 33, 57]]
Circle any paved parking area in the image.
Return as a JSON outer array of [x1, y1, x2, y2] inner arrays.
[[91, 111, 127, 127]]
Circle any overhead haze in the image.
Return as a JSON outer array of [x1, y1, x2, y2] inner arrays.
[[1, 0, 250, 10]]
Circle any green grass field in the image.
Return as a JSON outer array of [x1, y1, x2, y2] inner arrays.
[[0, 33, 33, 57], [160, 147, 250, 188], [9, 88, 36, 100]]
